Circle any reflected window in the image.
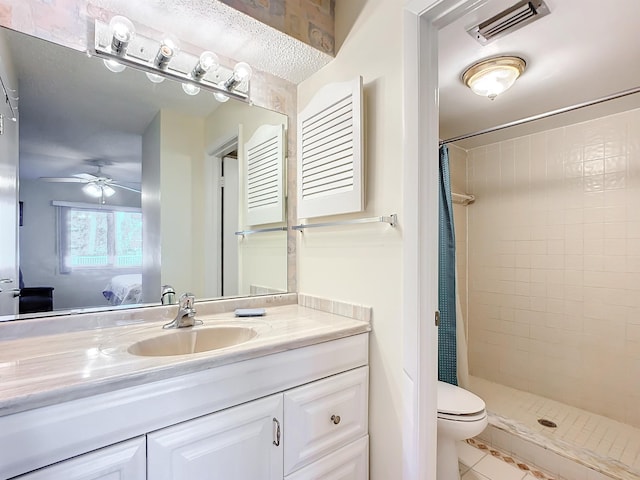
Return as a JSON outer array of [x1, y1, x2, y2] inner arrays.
[[58, 205, 142, 273]]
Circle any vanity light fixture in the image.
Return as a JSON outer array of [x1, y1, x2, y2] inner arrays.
[[154, 35, 180, 70], [102, 15, 135, 74], [93, 16, 253, 102], [462, 56, 526, 100], [109, 16, 135, 55], [145, 72, 165, 83], [191, 51, 219, 80], [223, 62, 253, 91], [103, 58, 126, 73], [213, 90, 230, 103], [181, 83, 201, 96]]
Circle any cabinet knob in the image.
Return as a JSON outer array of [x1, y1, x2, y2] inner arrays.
[[330, 414, 341, 425]]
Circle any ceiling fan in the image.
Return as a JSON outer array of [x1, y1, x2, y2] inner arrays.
[[40, 165, 141, 204]]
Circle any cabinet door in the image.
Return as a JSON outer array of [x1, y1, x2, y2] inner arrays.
[[14, 437, 145, 480], [285, 436, 369, 480], [284, 366, 368, 474], [148, 394, 283, 480]]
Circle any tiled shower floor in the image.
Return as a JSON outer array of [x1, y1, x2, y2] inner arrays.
[[468, 376, 640, 479]]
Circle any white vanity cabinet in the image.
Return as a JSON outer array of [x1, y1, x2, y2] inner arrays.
[[284, 367, 369, 476], [13, 437, 146, 480], [147, 394, 284, 480], [145, 366, 369, 480], [1, 333, 369, 480]]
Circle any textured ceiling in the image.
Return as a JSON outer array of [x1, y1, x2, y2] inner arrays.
[[89, 0, 333, 85], [439, 0, 640, 148]]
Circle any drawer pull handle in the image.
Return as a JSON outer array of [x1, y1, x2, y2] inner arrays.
[[273, 417, 281, 446], [331, 414, 341, 425]]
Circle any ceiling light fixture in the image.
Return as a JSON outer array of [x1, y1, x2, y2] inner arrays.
[[462, 56, 526, 100], [93, 16, 252, 102]]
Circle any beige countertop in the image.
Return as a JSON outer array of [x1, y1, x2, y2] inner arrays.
[[0, 304, 370, 417]]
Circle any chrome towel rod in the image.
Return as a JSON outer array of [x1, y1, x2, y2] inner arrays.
[[235, 226, 288, 236], [292, 214, 398, 231]]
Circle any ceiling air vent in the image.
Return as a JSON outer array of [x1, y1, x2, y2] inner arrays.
[[467, 0, 550, 45]]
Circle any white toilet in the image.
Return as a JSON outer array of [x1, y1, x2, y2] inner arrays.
[[437, 381, 488, 480]]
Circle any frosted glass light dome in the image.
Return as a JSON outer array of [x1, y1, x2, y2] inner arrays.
[[462, 56, 526, 100]]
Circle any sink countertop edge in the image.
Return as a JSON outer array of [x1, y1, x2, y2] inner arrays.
[[0, 305, 371, 417]]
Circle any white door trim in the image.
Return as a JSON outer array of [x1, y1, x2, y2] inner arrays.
[[402, 1, 487, 478]]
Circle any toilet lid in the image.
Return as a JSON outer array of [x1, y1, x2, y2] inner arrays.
[[437, 381, 485, 416]]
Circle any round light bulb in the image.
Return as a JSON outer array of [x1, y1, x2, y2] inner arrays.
[[103, 59, 126, 73], [161, 34, 181, 57], [233, 62, 252, 81], [199, 51, 219, 72], [213, 91, 230, 103], [146, 72, 165, 83], [109, 16, 135, 43], [182, 83, 201, 96]]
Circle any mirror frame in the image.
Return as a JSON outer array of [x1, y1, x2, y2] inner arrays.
[[0, 15, 298, 322]]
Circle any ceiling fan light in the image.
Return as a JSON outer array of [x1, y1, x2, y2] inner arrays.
[[82, 183, 102, 197], [462, 56, 525, 100], [102, 185, 116, 197]]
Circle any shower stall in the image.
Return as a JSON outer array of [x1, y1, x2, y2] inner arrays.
[[447, 105, 640, 480]]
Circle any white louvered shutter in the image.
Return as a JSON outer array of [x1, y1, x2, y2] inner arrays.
[[297, 76, 364, 219], [244, 124, 285, 225]]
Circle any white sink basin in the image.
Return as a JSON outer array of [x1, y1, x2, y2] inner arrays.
[[127, 326, 258, 356]]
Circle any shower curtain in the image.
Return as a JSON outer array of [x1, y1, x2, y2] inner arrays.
[[438, 145, 469, 387]]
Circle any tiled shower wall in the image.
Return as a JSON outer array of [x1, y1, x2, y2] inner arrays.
[[465, 107, 640, 428]]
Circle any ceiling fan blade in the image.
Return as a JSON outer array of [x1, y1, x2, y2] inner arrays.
[[39, 177, 87, 183], [112, 183, 141, 193], [73, 173, 98, 181]]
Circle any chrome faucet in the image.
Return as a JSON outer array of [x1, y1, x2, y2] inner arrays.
[[163, 292, 197, 329], [160, 285, 176, 305]]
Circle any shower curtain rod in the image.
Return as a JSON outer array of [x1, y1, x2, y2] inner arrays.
[[439, 84, 640, 146]]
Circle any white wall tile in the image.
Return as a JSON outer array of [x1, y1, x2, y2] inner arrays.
[[467, 106, 640, 427]]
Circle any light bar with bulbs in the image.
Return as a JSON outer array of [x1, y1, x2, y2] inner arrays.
[[91, 16, 252, 103]]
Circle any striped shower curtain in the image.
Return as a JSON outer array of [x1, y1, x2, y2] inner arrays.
[[438, 144, 457, 386]]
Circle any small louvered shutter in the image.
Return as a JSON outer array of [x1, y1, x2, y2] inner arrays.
[[297, 76, 364, 219], [244, 124, 285, 225]]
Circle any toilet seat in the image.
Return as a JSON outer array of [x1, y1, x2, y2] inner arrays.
[[437, 410, 487, 422], [437, 381, 486, 420]]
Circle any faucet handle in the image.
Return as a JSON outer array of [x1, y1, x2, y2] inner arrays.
[[179, 292, 196, 311]]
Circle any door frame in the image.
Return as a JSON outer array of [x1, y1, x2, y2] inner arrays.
[[402, 1, 487, 478], [206, 135, 239, 298]]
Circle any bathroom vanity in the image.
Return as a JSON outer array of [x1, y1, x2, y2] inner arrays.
[[0, 303, 370, 479]]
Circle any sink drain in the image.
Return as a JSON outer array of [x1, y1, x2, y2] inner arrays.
[[538, 418, 557, 428]]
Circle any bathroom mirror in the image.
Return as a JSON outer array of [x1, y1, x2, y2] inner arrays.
[[1, 26, 289, 321]]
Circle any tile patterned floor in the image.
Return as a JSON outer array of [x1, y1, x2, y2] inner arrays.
[[459, 439, 556, 480], [468, 376, 640, 477]]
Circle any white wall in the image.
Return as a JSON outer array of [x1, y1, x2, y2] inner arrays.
[[297, 1, 404, 478], [158, 110, 205, 298], [19, 179, 141, 310], [465, 106, 640, 427]]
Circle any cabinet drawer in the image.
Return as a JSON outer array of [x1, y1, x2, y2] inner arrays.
[[284, 366, 368, 474], [285, 436, 369, 480]]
